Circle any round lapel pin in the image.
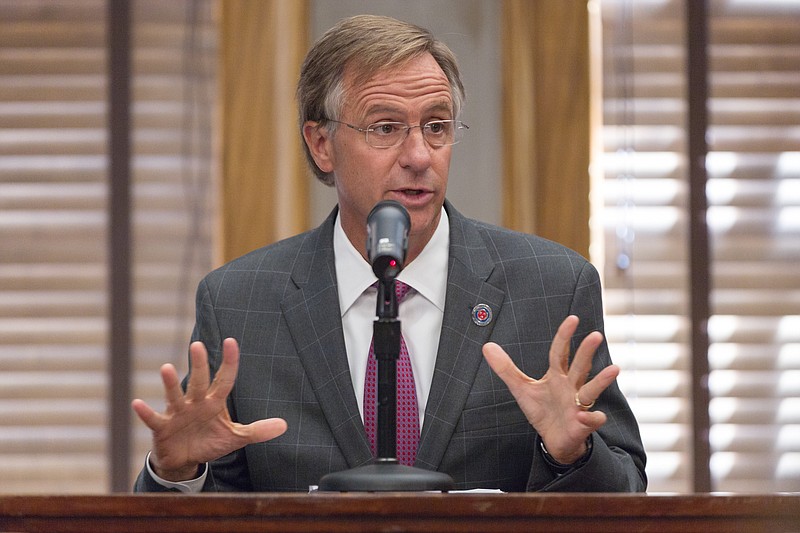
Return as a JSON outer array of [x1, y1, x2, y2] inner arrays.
[[471, 303, 492, 326]]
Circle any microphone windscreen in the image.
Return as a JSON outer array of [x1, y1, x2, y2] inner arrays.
[[366, 200, 410, 280]]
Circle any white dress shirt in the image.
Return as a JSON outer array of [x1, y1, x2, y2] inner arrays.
[[334, 207, 449, 427], [149, 207, 449, 491]]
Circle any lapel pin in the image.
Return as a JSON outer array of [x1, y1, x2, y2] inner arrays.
[[471, 303, 493, 326]]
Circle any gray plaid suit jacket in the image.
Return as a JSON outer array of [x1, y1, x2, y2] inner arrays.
[[135, 201, 646, 493]]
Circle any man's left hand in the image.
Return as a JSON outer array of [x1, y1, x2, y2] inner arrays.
[[482, 315, 619, 465]]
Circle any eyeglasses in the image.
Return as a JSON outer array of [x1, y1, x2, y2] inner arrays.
[[325, 119, 469, 149]]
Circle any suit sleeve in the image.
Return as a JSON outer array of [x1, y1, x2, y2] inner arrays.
[[133, 462, 176, 492], [526, 261, 647, 492]]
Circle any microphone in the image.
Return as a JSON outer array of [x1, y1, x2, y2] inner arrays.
[[366, 200, 410, 281]]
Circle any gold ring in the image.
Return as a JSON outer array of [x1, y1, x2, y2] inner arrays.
[[575, 391, 595, 410]]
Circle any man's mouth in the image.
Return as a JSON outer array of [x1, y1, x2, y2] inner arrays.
[[389, 188, 433, 205]]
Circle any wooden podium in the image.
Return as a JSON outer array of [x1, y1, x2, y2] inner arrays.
[[1, 493, 798, 532]]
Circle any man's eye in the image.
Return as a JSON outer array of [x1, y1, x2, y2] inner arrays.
[[427, 122, 445, 134], [425, 120, 450, 135], [372, 123, 400, 135]]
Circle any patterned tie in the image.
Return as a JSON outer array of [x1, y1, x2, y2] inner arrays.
[[363, 280, 419, 466]]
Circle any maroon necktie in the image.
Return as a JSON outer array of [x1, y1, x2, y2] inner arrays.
[[363, 280, 419, 466]]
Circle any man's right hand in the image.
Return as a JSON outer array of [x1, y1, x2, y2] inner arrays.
[[131, 338, 288, 482]]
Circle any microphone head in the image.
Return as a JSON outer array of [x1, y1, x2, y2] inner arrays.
[[366, 200, 410, 281]]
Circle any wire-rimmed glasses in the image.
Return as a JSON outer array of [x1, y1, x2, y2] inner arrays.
[[325, 119, 469, 148]]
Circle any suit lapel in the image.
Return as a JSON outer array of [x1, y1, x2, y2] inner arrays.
[[416, 203, 505, 471], [280, 209, 373, 468]]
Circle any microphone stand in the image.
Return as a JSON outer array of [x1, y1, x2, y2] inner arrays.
[[318, 278, 454, 491]]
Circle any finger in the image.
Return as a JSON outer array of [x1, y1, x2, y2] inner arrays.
[[576, 409, 608, 433], [577, 364, 620, 406], [482, 342, 533, 391], [185, 341, 211, 402], [131, 398, 163, 431], [160, 363, 184, 406], [208, 337, 240, 400], [567, 331, 604, 388], [548, 315, 579, 375]]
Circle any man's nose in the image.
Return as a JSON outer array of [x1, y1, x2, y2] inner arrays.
[[398, 126, 433, 167]]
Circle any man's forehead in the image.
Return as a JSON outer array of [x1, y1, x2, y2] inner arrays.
[[341, 56, 452, 112], [343, 52, 444, 88]]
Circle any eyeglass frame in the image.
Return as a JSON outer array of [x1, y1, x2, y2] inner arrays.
[[321, 118, 469, 149]]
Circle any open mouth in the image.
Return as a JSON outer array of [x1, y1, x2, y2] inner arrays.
[[389, 188, 433, 206]]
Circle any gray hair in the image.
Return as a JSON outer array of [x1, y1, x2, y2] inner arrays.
[[297, 14, 466, 185]]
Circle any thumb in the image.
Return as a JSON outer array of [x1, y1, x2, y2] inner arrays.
[[482, 342, 531, 388], [242, 417, 288, 444]]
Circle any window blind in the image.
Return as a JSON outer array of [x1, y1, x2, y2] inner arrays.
[[128, 0, 217, 486], [599, 0, 800, 492], [0, 0, 216, 493], [0, 0, 109, 493], [706, 0, 800, 493], [599, 0, 692, 494]]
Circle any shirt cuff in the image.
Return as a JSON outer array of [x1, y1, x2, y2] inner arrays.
[[145, 451, 208, 493]]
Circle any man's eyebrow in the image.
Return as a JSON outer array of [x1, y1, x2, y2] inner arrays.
[[423, 102, 454, 116], [362, 101, 454, 120], [428, 101, 453, 112], [362, 105, 403, 118]]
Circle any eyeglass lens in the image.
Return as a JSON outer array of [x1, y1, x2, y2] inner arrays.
[[366, 121, 465, 148]]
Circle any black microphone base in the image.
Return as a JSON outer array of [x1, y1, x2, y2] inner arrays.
[[317, 458, 454, 492]]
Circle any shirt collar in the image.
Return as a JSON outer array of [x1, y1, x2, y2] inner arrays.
[[334, 206, 450, 316]]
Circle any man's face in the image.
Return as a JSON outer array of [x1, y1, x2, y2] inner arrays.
[[304, 53, 454, 263]]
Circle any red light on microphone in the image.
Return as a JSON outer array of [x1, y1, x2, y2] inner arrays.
[[389, 259, 397, 267]]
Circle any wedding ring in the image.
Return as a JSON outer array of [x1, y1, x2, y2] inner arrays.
[[575, 391, 595, 410]]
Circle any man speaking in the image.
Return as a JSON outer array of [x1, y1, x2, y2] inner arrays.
[[132, 14, 646, 493]]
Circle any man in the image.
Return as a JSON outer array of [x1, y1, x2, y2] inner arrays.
[[132, 14, 646, 493]]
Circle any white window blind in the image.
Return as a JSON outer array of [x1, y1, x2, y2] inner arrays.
[[128, 0, 217, 486], [0, 0, 216, 493], [600, 0, 692, 494], [706, 0, 800, 492], [599, 0, 800, 492]]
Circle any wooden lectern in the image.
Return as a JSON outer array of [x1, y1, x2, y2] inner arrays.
[[1, 493, 799, 532]]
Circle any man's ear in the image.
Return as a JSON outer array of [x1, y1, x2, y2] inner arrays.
[[302, 121, 334, 173]]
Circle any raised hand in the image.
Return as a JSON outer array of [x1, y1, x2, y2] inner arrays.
[[482, 315, 619, 465], [131, 338, 288, 481]]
